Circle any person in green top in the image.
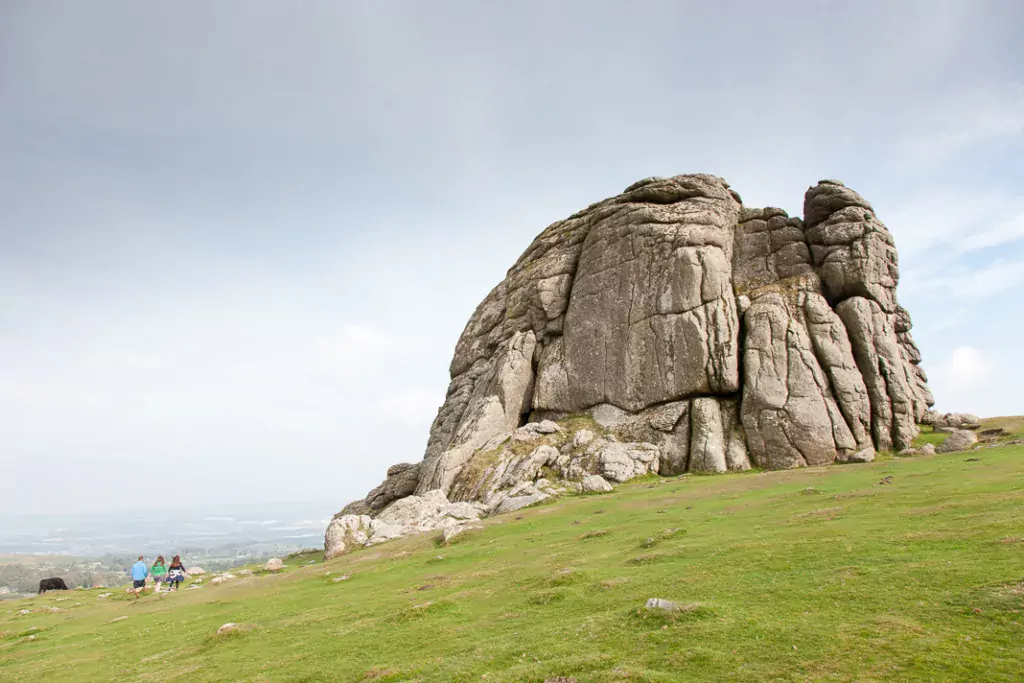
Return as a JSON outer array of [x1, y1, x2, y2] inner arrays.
[[150, 556, 168, 593]]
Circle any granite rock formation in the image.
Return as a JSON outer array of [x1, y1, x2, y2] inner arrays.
[[326, 175, 935, 557]]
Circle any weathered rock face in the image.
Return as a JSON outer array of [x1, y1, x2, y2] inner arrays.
[[328, 174, 937, 556]]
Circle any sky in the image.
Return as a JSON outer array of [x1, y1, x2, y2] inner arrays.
[[1, 1, 1022, 516]]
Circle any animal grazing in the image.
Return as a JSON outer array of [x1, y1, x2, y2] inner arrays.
[[38, 577, 70, 594]]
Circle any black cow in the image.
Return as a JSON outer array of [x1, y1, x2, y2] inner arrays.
[[38, 577, 69, 594]]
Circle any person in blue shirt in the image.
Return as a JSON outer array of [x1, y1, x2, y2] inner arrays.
[[131, 556, 148, 599]]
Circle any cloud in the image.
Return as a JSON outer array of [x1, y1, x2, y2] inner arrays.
[[882, 192, 1024, 256], [85, 351, 166, 371], [900, 85, 1024, 166], [2, 1, 1023, 516], [944, 259, 1024, 299], [964, 211, 1024, 253], [927, 346, 1020, 416], [901, 257, 1024, 303], [932, 346, 994, 392], [315, 325, 397, 377], [379, 390, 441, 428], [337, 325, 396, 354]]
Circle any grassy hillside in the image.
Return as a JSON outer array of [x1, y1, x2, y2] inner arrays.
[[3, 437, 1023, 682]]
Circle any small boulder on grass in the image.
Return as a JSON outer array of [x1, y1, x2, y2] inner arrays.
[[581, 474, 614, 493], [644, 598, 705, 613], [264, 558, 284, 572], [645, 598, 681, 611], [441, 523, 481, 545], [216, 622, 256, 636]]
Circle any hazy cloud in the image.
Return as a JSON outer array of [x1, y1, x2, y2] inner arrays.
[[379, 390, 442, 429], [2, 1, 1022, 514]]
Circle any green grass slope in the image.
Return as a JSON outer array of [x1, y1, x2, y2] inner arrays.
[[3, 444, 1024, 682]]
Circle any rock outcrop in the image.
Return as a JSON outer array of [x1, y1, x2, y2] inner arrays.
[[327, 174, 937, 556]]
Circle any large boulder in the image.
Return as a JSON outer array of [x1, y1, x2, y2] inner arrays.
[[328, 173, 941, 556], [929, 412, 981, 430], [936, 430, 979, 454]]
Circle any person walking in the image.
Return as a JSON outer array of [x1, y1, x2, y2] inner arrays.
[[150, 556, 168, 593], [130, 556, 148, 598], [166, 555, 188, 592]]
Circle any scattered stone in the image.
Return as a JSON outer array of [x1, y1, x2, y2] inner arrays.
[[919, 443, 936, 455], [264, 558, 284, 572], [325, 490, 487, 559], [188, 567, 207, 575], [878, 476, 894, 485], [965, 457, 981, 462], [110, 616, 128, 623], [572, 429, 595, 448], [217, 623, 238, 635], [237, 569, 253, 576], [17, 609, 30, 615], [644, 598, 702, 612], [332, 575, 351, 583], [596, 442, 660, 483]]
